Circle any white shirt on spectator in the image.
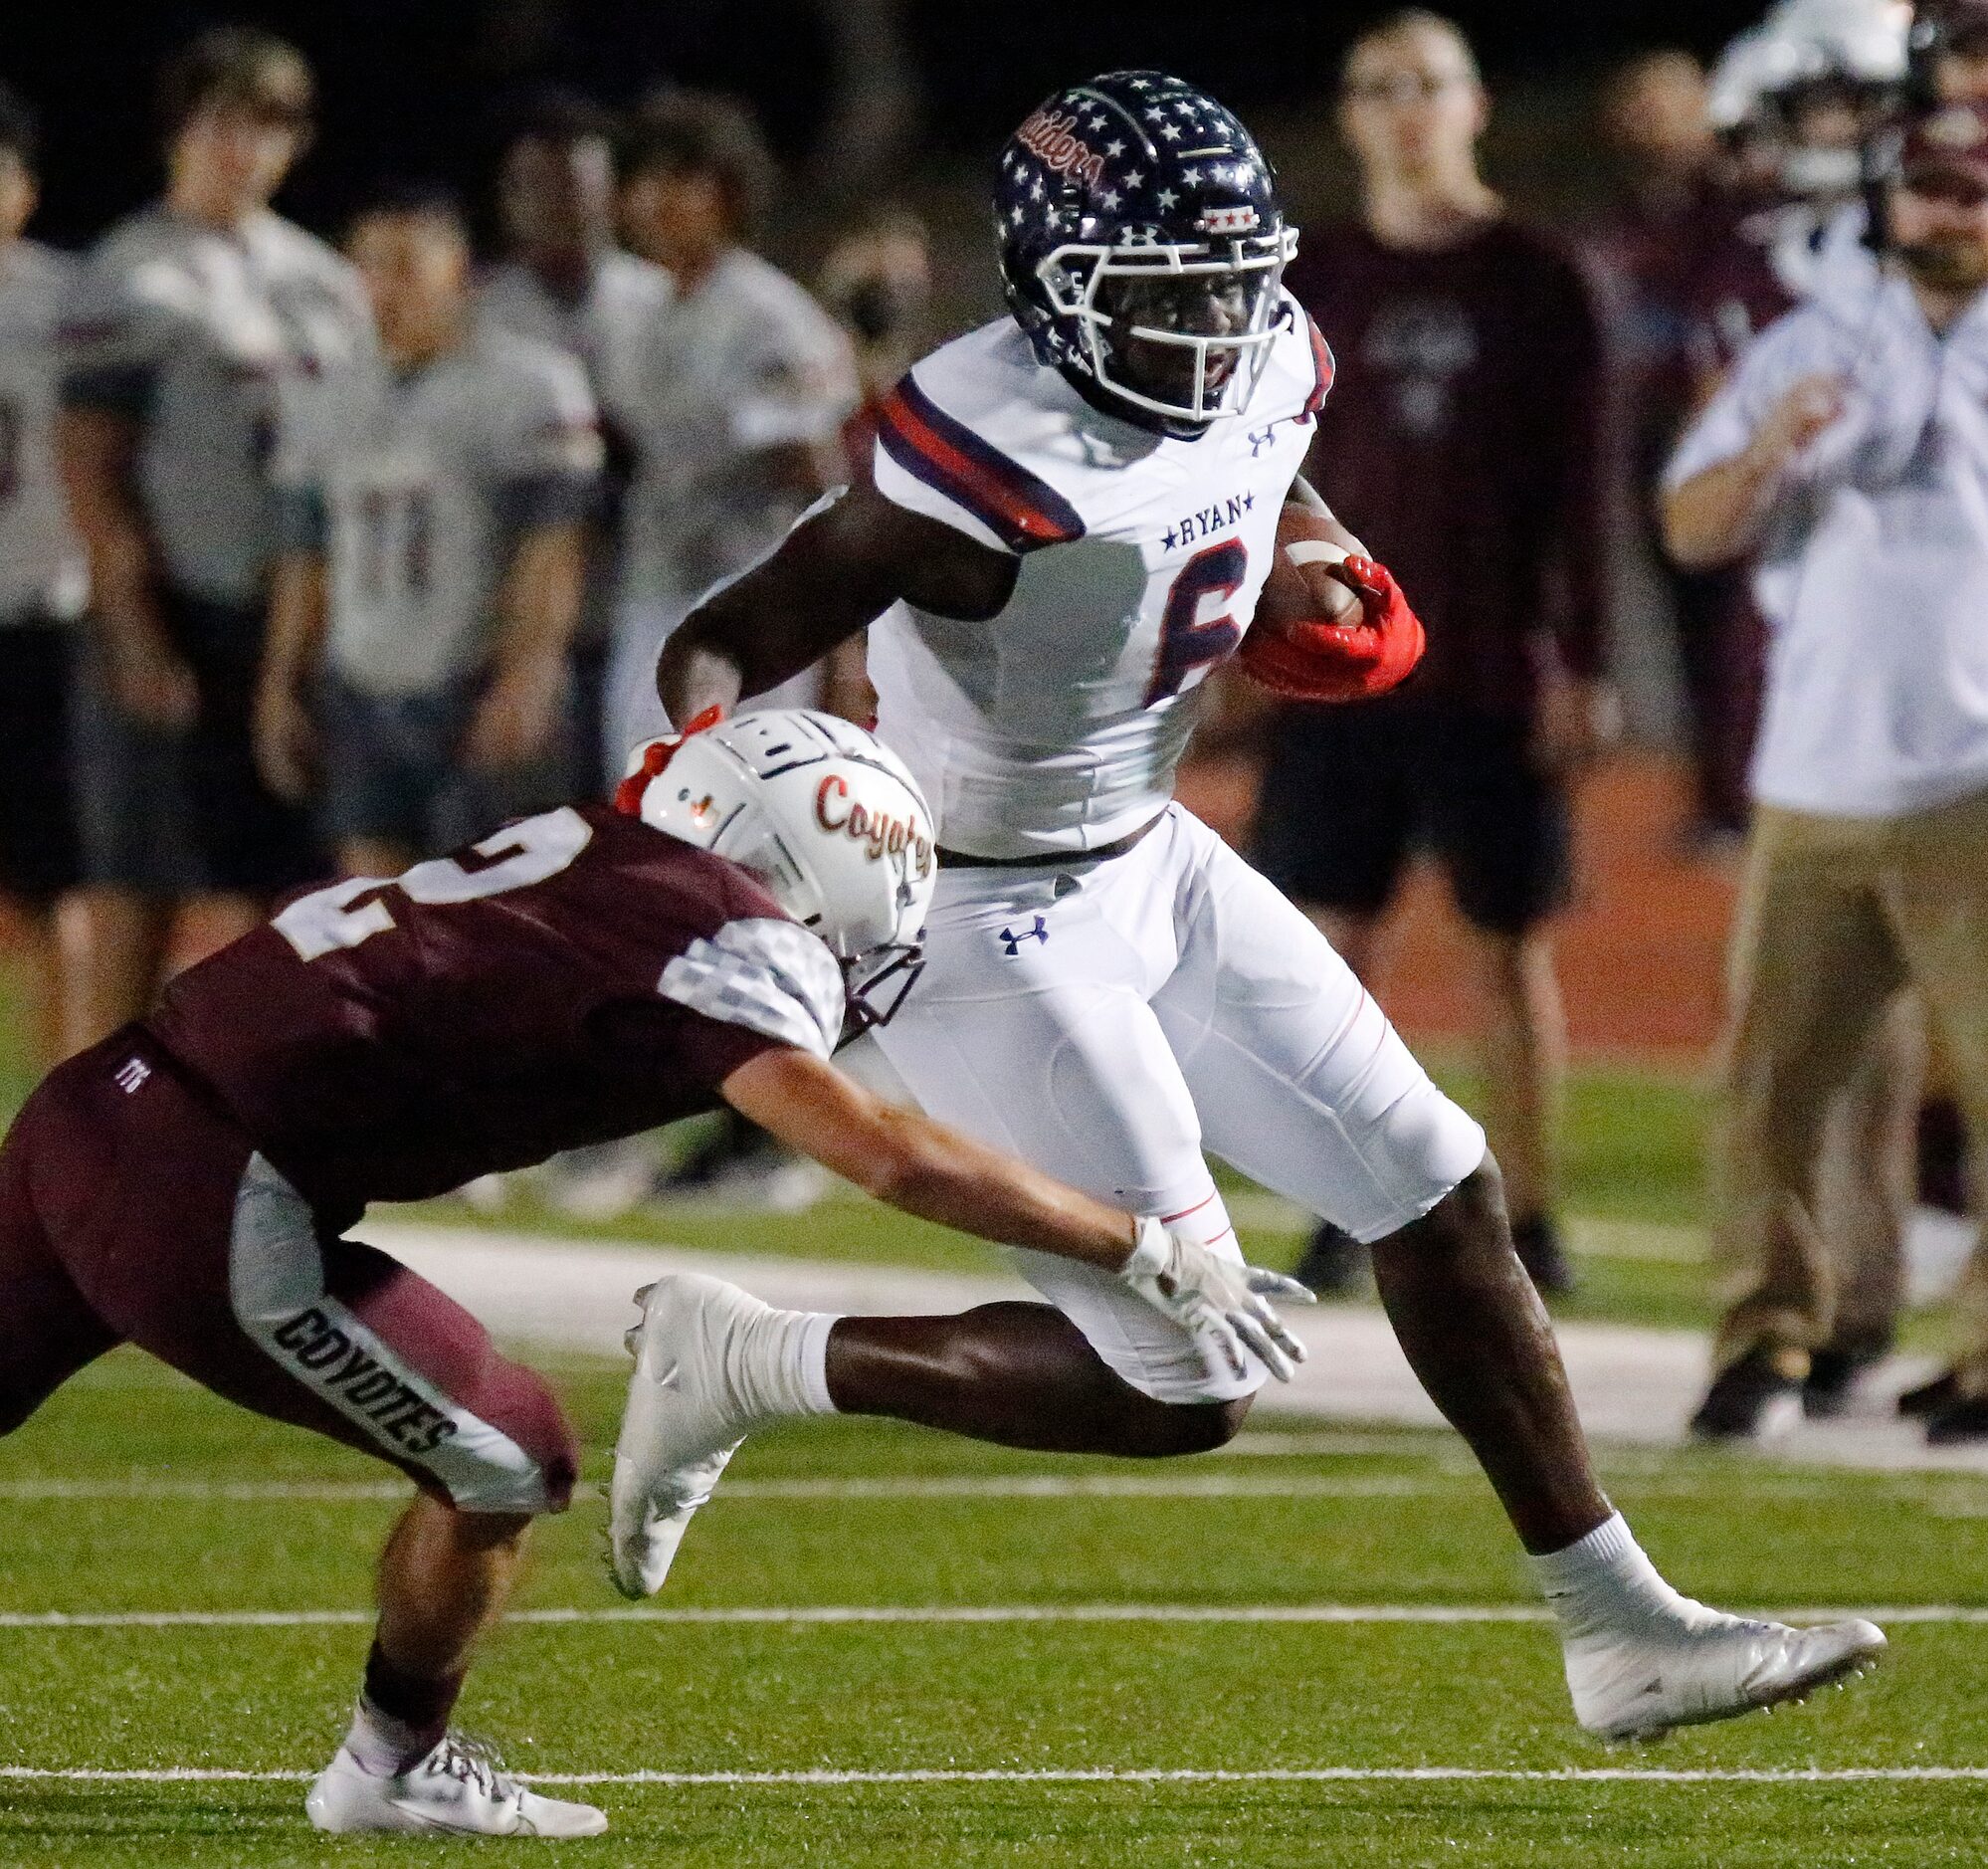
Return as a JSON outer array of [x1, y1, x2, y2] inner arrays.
[[0, 239, 87, 623], [272, 327, 602, 697], [1667, 269, 1988, 820], [607, 246, 856, 614], [477, 251, 669, 649], [61, 205, 371, 608]]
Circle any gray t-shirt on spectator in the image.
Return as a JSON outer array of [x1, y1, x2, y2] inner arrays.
[[607, 246, 857, 614], [0, 239, 87, 623], [62, 205, 371, 609], [274, 327, 602, 698], [477, 250, 669, 645]]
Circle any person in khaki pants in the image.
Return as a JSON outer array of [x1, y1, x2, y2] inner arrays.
[[1665, 97, 1988, 1444]]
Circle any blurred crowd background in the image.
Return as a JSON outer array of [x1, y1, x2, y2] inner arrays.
[[5, 0, 1985, 1436]]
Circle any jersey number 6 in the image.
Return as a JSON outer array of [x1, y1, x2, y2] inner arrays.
[[274, 809, 594, 962], [1144, 539, 1248, 708]]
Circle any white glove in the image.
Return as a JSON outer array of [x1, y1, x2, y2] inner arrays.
[[1118, 1217, 1316, 1383]]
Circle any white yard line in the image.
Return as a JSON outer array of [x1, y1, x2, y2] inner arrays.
[[1, 1764, 1986, 1786], [4, 1469, 1986, 1506], [0, 1474, 1437, 1504], [0, 1601, 1981, 1630]]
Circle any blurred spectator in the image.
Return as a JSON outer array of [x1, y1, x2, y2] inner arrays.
[[606, 88, 857, 757], [0, 84, 89, 1068], [1665, 98, 1988, 1446], [478, 89, 669, 793], [814, 206, 935, 721], [1587, 52, 1756, 846], [1603, 49, 1719, 212], [254, 187, 601, 876], [1657, 7, 1909, 846], [1257, 9, 1610, 1299], [1913, 0, 1988, 103], [587, 91, 858, 1211], [818, 206, 935, 466], [57, 28, 370, 1048], [1673, 3, 1935, 1428]]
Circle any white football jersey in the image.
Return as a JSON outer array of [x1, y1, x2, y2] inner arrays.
[[272, 328, 602, 698], [62, 206, 372, 608], [868, 296, 1331, 859], [0, 240, 86, 623]]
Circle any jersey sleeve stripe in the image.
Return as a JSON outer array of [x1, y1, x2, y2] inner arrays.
[[877, 376, 1086, 552], [657, 918, 845, 1061], [1302, 314, 1335, 418]]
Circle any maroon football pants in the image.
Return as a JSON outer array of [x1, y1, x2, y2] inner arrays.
[[0, 1030, 576, 1514]]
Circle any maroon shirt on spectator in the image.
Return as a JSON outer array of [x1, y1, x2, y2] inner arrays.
[[145, 803, 817, 1219], [1288, 217, 1609, 718], [1683, 197, 1807, 388], [1584, 174, 1736, 486]]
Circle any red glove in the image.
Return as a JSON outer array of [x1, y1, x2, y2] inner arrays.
[[612, 704, 726, 814], [1237, 555, 1426, 704]]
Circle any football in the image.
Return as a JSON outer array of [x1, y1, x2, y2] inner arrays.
[[1254, 502, 1363, 640], [1237, 504, 1425, 703]]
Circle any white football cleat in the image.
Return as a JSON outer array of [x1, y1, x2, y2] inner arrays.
[[1562, 1605, 1887, 1741], [305, 1735, 607, 1837], [608, 1273, 765, 1599]]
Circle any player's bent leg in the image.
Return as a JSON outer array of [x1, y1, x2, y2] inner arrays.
[[827, 1302, 1252, 1454], [308, 1496, 606, 1838], [1383, 1164, 1886, 1740], [609, 1270, 1253, 1599], [1160, 822, 1888, 1736]]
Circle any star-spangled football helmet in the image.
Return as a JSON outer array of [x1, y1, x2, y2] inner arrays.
[[995, 70, 1297, 431]]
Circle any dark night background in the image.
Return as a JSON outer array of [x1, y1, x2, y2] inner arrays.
[[7, 3, 1768, 249]]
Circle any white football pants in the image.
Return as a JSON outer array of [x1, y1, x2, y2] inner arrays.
[[864, 805, 1487, 1405]]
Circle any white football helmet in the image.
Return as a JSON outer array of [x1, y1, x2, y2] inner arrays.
[[1711, 0, 1910, 193], [620, 709, 937, 1032]]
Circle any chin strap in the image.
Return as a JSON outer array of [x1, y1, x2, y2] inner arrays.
[[612, 706, 727, 817]]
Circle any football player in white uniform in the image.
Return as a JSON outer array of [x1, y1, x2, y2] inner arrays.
[[617, 70, 1885, 1741]]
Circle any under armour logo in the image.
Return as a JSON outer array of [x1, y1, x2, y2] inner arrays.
[[114, 1058, 150, 1095], [1248, 424, 1278, 456], [1000, 916, 1050, 956]]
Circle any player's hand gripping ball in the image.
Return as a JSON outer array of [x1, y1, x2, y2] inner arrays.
[[1237, 505, 1426, 703]]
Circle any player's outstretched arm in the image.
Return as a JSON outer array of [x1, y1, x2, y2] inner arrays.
[[721, 1046, 1309, 1381], [1369, 1156, 1613, 1554], [656, 479, 1018, 724]]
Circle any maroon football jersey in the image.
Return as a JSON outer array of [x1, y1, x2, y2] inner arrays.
[[1287, 217, 1609, 718], [145, 804, 846, 1216]]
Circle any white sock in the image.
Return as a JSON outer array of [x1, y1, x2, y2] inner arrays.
[[342, 1697, 433, 1778], [724, 1305, 840, 1421], [1525, 1513, 1704, 1641]]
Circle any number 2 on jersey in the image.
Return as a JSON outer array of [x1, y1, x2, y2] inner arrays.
[[1145, 539, 1248, 707], [274, 809, 593, 962]]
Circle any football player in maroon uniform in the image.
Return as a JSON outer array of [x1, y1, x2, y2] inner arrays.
[[0, 709, 1306, 1838]]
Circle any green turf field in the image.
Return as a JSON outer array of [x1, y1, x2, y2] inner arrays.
[[6, 972, 1988, 1860], [3, 1353, 1987, 1865]]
